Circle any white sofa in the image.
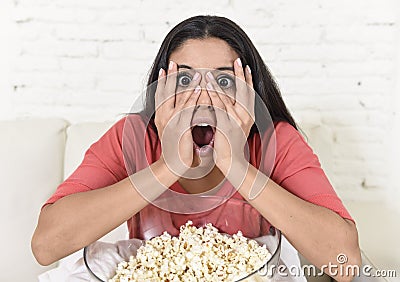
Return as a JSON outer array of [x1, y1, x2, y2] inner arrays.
[[0, 117, 397, 281]]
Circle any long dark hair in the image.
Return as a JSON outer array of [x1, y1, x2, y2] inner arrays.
[[141, 15, 297, 135]]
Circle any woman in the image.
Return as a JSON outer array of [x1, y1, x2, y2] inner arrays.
[[32, 15, 361, 281]]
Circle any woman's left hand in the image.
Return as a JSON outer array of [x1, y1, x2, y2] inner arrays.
[[205, 58, 255, 175]]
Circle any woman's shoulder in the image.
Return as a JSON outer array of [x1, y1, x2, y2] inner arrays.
[[274, 120, 299, 136], [272, 121, 318, 166], [113, 113, 147, 129], [109, 113, 151, 137], [273, 121, 308, 148], [89, 114, 153, 152], [255, 120, 313, 162], [249, 120, 302, 147], [254, 121, 303, 145]]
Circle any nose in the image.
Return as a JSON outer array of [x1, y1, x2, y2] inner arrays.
[[196, 86, 212, 106]]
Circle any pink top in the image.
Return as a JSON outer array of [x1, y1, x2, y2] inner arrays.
[[44, 114, 353, 240]]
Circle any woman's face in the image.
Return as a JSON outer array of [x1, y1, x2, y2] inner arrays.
[[169, 37, 239, 171]]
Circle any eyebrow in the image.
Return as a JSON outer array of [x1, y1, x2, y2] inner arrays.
[[177, 64, 234, 71]]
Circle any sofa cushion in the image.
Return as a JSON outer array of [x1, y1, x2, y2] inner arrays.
[[0, 118, 68, 281]]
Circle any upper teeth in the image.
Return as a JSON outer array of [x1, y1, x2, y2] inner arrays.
[[197, 123, 210, 127]]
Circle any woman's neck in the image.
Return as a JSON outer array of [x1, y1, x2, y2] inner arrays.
[[178, 166, 225, 194]]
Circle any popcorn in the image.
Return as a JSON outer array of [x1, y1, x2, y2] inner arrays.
[[109, 221, 272, 282]]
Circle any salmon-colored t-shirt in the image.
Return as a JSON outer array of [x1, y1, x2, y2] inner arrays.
[[44, 114, 353, 240]]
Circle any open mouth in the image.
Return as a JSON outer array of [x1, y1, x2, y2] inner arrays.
[[191, 123, 215, 154]]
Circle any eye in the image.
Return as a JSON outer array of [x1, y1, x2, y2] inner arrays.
[[217, 75, 234, 89], [177, 73, 192, 87]]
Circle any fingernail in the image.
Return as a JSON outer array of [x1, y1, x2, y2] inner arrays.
[[194, 85, 201, 94], [158, 68, 163, 77], [206, 82, 213, 90], [206, 72, 214, 80], [246, 65, 251, 74], [236, 58, 242, 67], [168, 61, 174, 70], [193, 72, 200, 81]]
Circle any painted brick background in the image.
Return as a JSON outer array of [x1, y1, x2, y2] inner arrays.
[[0, 0, 399, 206]]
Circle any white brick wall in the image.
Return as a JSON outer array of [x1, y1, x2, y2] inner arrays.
[[0, 0, 399, 206], [389, 13, 400, 211]]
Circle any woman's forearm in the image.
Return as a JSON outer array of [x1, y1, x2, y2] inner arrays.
[[223, 160, 361, 281], [31, 159, 179, 266]]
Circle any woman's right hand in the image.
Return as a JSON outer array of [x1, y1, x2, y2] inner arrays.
[[154, 60, 201, 175]]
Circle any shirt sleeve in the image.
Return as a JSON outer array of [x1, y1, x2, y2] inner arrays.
[[269, 122, 354, 223], [43, 117, 128, 207]]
